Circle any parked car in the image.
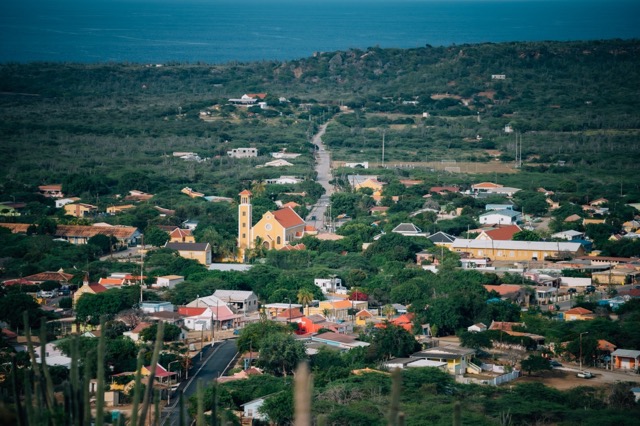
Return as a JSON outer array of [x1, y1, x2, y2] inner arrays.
[[567, 288, 577, 294], [549, 360, 562, 368], [37, 290, 58, 298], [585, 285, 596, 294], [576, 371, 594, 379]]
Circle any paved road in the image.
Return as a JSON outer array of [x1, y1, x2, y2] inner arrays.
[[161, 339, 238, 426], [306, 122, 336, 231]]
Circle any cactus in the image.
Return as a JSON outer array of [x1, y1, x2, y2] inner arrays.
[[96, 316, 106, 426], [387, 368, 402, 426], [129, 348, 146, 426], [294, 361, 312, 426], [196, 379, 205, 426], [453, 401, 461, 426], [138, 321, 164, 426]]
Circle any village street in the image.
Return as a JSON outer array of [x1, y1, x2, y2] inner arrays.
[[305, 122, 335, 231]]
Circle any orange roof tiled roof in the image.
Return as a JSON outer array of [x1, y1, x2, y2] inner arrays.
[[170, 228, 193, 238], [484, 284, 522, 296], [239, 190, 252, 196], [489, 321, 524, 332], [482, 225, 522, 240], [565, 307, 593, 315], [99, 278, 125, 286], [330, 300, 353, 309], [131, 322, 152, 333], [273, 207, 305, 229]]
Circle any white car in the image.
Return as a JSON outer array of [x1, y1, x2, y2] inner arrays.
[[576, 371, 594, 379]]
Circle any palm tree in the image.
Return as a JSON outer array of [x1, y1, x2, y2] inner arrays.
[[297, 288, 314, 317], [251, 180, 266, 196], [382, 304, 396, 320], [322, 308, 331, 319]]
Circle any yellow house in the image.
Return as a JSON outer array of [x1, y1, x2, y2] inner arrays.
[[451, 239, 585, 262], [165, 242, 212, 265], [347, 175, 386, 202], [73, 282, 108, 306], [106, 204, 135, 215], [355, 309, 378, 327], [64, 203, 98, 218], [169, 228, 196, 243], [563, 307, 595, 321], [237, 190, 306, 259], [592, 268, 640, 285]]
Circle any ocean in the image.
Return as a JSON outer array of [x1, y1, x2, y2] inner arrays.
[[1, 0, 638, 64]]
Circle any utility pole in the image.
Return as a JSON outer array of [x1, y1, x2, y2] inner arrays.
[[579, 331, 589, 370]]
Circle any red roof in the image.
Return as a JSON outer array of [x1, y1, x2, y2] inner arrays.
[[2, 328, 18, 339], [178, 307, 207, 317], [282, 201, 300, 209], [482, 224, 522, 240], [273, 207, 305, 229], [88, 283, 108, 294], [145, 364, 177, 378], [484, 284, 522, 296], [23, 271, 74, 283], [429, 186, 460, 194], [239, 190, 252, 196]]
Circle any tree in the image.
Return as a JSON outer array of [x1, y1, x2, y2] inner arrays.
[[0, 293, 46, 329], [259, 390, 293, 425], [236, 320, 289, 353], [140, 323, 182, 342], [144, 226, 169, 247], [520, 354, 552, 376], [257, 333, 306, 376], [87, 234, 116, 255], [297, 288, 314, 317], [458, 331, 493, 350], [368, 323, 420, 361], [513, 230, 542, 241]]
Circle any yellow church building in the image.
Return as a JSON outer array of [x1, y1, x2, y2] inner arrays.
[[237, 190, 307, 260]]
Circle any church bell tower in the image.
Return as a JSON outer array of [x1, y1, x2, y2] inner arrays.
[[238, 190, 253, 259]]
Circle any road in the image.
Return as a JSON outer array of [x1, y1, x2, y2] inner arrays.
[[305, 122, 335, 231], [161, 339, 238, 426]]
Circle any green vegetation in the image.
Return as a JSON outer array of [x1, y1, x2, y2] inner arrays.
[[2, 39, 640, 424]]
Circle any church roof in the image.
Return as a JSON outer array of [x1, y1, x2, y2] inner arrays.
[[273, 207, 305, 229]]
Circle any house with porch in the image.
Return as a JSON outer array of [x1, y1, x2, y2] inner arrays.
[[611, 349, 640, 371], [410, 346, 475, 375]]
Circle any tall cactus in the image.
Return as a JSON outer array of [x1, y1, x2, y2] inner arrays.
[[129, 348, 146, 426], [138, 321, 164, 426], [387, 368, 402, 426], [294, 361, 312, 426], [95, 317, 107, 426]]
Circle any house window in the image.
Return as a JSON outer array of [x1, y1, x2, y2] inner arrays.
[[242, 233, 246, 239], [509, 251, 515, 257]]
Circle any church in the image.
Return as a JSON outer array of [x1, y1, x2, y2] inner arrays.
[[237, 190, 307, 260]]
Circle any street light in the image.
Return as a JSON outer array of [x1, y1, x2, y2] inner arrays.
[[579, 332, 589, 370], [167, 360, 180, 405]]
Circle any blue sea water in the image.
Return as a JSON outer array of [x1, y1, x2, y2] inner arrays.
[[0, 0, 638, 64]]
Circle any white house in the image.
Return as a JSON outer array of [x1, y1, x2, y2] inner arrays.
[[155, 275, 185, 289], [34, 341, 72, 368], [259, 159, 293, 168], [242, 395, 270, 422], [391, 223, 428, 237], [479, 209, 522, 225], [227, 148, 258, 158], [213, 289, 259, 314], [467, 323, 487, 333], [314, 277, 348, 295], [140, 301, 174, 314], [551, 230, 585, 241], [266, 176, 303, 185]]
